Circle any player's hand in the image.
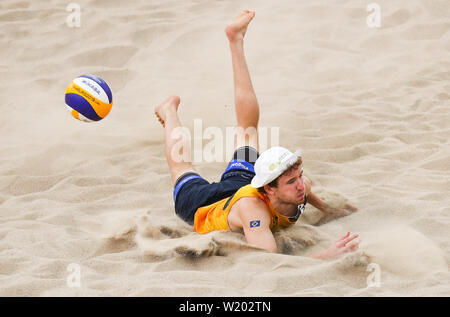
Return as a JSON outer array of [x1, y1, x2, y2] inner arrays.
[[324, 203, 358, 215], [313, 232, 359, 260]]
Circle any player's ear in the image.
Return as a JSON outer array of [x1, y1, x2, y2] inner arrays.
[[263, 184, 275, 195]]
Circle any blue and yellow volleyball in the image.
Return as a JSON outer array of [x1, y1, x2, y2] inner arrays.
[[65, 75, 113, 122]]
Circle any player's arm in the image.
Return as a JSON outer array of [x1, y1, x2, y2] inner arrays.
[[237, 198, 277, 253], [303, 176, 327, 212], [303, 176, 358, 215]]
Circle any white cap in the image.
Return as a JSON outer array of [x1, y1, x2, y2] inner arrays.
[[251, 146, 302, 188]]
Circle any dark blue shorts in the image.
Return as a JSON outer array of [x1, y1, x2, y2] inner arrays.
[[173, 146, 259, 225]]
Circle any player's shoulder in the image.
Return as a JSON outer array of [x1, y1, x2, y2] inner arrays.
[[235, 196, 271, 220]]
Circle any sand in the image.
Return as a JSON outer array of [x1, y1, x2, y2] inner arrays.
[[0, 0, 449, 296]]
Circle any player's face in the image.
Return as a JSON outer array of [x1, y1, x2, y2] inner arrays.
[[274, 164, 306, 205]]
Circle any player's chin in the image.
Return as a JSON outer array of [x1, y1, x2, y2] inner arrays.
[[293, 196, 305, 205]]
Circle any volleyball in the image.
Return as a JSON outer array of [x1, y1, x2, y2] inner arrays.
[[65, 75, 113, 122]]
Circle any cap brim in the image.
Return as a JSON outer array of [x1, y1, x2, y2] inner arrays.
[[250, 176, 265, 188], [251, 169, 284, 188], [251, 172, 280, 188]]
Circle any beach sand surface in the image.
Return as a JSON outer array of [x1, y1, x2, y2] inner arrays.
[[0, 0, 449, 296]]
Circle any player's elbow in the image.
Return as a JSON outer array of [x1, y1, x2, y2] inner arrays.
[[266, 245, 278, 253], [255, 240, 278, 253], [252, 242, 277, 254], [245, 235, 278, 254]]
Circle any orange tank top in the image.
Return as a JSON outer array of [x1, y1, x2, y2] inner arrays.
[[193, 184, 306, 234]]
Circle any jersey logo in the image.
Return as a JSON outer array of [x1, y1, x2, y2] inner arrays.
[[249, 220, 261, 228]]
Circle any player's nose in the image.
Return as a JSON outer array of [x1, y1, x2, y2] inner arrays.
[[296, 178, 304, 191]]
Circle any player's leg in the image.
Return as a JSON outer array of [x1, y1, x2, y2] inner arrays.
[[225, 10, 259, 155], [154, 95, 196, 185]]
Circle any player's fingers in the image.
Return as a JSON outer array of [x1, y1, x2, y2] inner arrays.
[[336, 232, 350, 242], [345, 203, 358, 212], [344, 242, 359, 252], [334, 209, 350, 215], [338, 233, 359, 247]]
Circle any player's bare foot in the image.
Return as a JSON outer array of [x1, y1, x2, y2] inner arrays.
[[154, 95, 180, 127], [225, 10, 255, 43]]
